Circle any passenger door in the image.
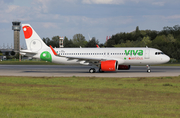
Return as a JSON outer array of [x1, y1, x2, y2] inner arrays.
[[144, 49, 150, 59]]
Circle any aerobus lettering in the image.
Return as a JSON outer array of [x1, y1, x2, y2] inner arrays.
[[125, 50, 143, 56]]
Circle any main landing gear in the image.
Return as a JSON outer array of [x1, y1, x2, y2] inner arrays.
[[147, 65, 151, 73], [99, 68, 104, 73], [89, 68, 105, 73], [89, 68, 96, 73]]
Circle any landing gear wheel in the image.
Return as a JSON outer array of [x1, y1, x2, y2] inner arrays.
[[99, 68, 104, 73], [89, 68, 96, 73], [146, 65, 151, 73]]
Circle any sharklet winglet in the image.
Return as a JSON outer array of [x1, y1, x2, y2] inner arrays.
[[96, 45, 100, 48]]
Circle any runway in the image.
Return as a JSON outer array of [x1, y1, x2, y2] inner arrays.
[[0, 65, 180, 77]]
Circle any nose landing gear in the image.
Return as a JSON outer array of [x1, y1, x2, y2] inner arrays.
[[147, 65, 151, 73]]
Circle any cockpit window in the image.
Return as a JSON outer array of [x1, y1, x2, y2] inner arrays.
[[155, 52, 164, 55]]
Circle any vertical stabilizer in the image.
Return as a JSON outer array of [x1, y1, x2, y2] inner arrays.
[[22, 24, 48, 52]]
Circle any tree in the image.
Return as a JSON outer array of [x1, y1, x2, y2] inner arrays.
[[141, 36, 152, 46], [167, 34, 176, 42], [50, 36, 59, 48], [43, 36, 60, 48], [68, 39, 75, 47], [63, 36, 69, 47], [86, 37, 99, 47], [72, 34, 87, 47], [99, 43, 104, 47], [135, 26, 140, 34], [63, 37, 75, 47], [105, 39, 115, 47], [42, 37, 51, 46]]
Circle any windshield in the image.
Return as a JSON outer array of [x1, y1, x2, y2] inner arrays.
[[155, 52, 164, 55]]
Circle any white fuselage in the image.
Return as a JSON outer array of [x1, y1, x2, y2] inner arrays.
[[33, 47, 170, 66]]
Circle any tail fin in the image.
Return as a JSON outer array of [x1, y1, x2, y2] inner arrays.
[[22, 24, 48, 52]]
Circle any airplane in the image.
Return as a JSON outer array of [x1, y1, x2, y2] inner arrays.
[[20, 24, 170, 73]]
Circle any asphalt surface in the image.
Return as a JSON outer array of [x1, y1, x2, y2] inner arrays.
[[0, 65, 179, 77]]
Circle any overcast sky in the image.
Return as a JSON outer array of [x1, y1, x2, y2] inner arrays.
[[0, 0, 180, 48]]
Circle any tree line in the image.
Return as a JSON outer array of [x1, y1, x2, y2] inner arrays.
[[105, 25, 180, 60], [42, 25, 180, 60], [42, 34, 103, 48]]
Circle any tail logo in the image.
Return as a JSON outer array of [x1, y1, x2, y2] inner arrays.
[[40, 51, 52, 62], [23, 26, 33, 39]]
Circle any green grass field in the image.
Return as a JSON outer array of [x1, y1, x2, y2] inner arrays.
[[0, 76, 180, 118]]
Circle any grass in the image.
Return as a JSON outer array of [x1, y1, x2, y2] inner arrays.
[[0, 76, 180, 118]]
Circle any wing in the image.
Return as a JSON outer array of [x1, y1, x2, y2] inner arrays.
[[61, 55, 106, 64], [50, 45, 107, 65]]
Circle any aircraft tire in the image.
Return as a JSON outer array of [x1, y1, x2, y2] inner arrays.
[[89, 68, 96, 73], [99, 68, 104, 73], [147, 69, 151, 73]]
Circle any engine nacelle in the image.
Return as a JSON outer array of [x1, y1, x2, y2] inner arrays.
[[100, 60, 118, 71], [118, 65, 131, 70]]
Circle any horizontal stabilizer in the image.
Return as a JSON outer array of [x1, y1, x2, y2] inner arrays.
[[20, 50, 37, 54]]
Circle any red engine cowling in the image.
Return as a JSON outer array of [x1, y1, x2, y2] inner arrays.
[[118, 65, 131, 70], [100, 60, 118, 71]]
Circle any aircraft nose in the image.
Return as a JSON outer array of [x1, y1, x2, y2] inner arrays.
[[165, 55, 170, 63]]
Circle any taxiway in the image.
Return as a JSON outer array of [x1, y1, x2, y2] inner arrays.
[[0, 65, 179, 77]]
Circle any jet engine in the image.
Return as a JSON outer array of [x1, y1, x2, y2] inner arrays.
[[100, 60, 118, 71]]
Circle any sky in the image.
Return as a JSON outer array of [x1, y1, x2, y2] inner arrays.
[[0, 0, 180, 48]]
